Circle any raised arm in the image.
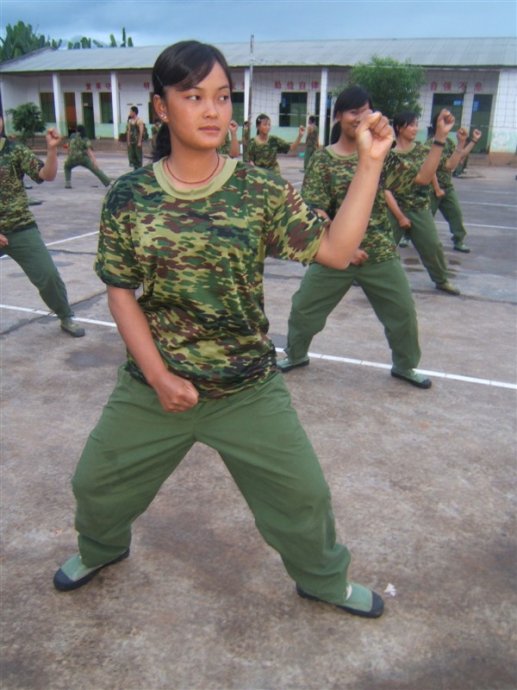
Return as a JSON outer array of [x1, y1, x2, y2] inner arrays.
[[107, 286, 199, 412], [414, 109, 455, 185], [289, 125, 305, 153], [38, 128, 61, 181], [315, 111, 393, 269], [228, 120, 240, 158]]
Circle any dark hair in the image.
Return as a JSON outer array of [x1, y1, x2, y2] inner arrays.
[[153, 40, 233, 160], [331, 86, 372, 142], [130, 106, 139, 115], [76, 125, 86, 138], [308, 115, 317, 125], [255, 113, 270, 134], [393, 111, 418, 136]]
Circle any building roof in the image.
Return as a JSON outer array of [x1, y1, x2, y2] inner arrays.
[[1, 37, 516, 73]]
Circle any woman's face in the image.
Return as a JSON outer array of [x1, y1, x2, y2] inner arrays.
[[257, 118, 271, 136], [337, 102, 370, 141], [399, 119, 419, 141], [155, 61, 232, 152]]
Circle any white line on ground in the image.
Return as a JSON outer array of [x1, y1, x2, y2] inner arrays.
[[1, 304, 515, 390]]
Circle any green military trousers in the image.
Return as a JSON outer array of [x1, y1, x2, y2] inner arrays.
[[0, 225, 73, 319], [389, 208, 449, 286], [127, 143, 143, 169], [64, 156, 111, 187], [430, 186, 467, 245], [285, 257, 421, 371], [72, 367, 351, 604]]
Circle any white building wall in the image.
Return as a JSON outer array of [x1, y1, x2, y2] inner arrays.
[[492, 69, 517, 154]]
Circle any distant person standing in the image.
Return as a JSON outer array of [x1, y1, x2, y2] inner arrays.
[[428, 118, 482, 253], [64, 125, 111, 189], [304, 115, 319, 171], [241, 120, 250, 162], [126, 106, 144, 170], [247, 113, 304, 175], [0, 116, 85, 337]]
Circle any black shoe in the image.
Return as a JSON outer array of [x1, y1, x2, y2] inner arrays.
[[276, 357, 309, 373], [53, 549, 130, 592]]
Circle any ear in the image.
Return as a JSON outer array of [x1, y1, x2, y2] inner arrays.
[[153, 94, 168, 122]]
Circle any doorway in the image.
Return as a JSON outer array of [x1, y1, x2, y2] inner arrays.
[[81, 92, 95, 139]]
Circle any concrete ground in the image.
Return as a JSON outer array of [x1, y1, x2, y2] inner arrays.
[[1, 149, 516, 690]]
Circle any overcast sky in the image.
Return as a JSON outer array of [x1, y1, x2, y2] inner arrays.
[[1, 0, 515, 46]]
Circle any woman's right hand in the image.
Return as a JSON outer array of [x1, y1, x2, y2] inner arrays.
[[0, 233, 9, 248], [434, 109, 455, 140], [152, 371, 199, 413], [399, 215, 412, 230]]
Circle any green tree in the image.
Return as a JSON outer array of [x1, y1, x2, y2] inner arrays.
[[68, 27, 133, 49], [0, 21, 61, 62], [7, 102, 46, 143], [341, 56, 425, 119]]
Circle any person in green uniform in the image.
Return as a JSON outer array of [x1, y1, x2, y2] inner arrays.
[[126, 106, 145, 169], [304, 115, 319, 171], [64, 125, 111, 189], [53, 40, 395, 619], [427, 116, 482, 253], [0, 117, 85, 337], [247, 113, 304, 174], [384, 111, 460, 295], [217, 119, 240, 157], [241, 120, 250, 162], [277, 86, 431, 389]]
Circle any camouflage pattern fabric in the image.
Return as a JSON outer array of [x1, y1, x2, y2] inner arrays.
[[301, 147, 396, 264], [247, 135, 291, 173], [427, 136, 456, 190], [218, 132, 231, 156], [66, 133, 91, 164], [0, 138, 44, 234], [304, 125, 319, 170], [384, 142, 432, 211], [127, 120, 142, 145], [95, 158, 328, 398]]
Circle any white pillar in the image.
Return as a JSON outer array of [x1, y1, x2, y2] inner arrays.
[[319, 67, 329, 145], [52, 73, 64, 134], [111, 71, 120, 140], [244, 67, 251, 123]]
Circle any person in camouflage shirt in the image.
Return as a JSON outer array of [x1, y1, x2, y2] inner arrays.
[[0, 116, 85, 337], [303, 115, 319, 171], [384, 110, 460, 295], [278, 86, 430, 389], [54, 41, 394, 619], [126, 106, 145, 169], [247, 113, 305, 175], [217, 119, 240, 157], [63, 125, 111, 189], [427, 115, 482, 253]]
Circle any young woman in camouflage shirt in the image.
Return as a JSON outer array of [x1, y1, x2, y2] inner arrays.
[[0, 117, 85, 337], [277, 86, 432, 389], [247, 113, 305, 175], [53, 41, 394, 618]]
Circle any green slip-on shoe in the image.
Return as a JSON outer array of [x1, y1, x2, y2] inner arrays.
[[296, 582, 384, 618], [391, 368, 432, 389], [276, 357, 310, 373], [53, 549, 130, 592]]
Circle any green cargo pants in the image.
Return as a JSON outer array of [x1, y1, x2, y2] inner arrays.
[[72, 368, 351, 604], [64, 156, 111, 187], [430, 186, 467, 246], [0, 225, 73, 319], [285, 257, 421, 371], [127, 143, 143, 169], [388, 208, 449, 286]]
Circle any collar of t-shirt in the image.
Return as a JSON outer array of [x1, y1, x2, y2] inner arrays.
[[154, 156, 238, 200]]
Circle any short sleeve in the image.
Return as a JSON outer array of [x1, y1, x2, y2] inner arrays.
[[16, 145, 44, 185], [264, 177, 327, 264], [94, 179, 144, 289], [272, 136, 291, 154]]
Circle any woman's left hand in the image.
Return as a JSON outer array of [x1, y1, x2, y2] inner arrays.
[[45, 128, 61, 149]]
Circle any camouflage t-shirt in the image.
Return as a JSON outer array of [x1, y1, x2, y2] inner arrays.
[[66, 133, 91, 163], [95, 157, 328, 398], [301, 147, 396, 264], [384, 142, 432, 211], [247, 135, 291, 173], [305, 126, 319, 153], [426, 136, 456, 190], [0, 137, 44, 234]]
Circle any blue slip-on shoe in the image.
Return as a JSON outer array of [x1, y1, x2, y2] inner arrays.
[[296, 582, 384, 618]]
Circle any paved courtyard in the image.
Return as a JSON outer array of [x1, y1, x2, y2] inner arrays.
[[1, 148, 516, 690]]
